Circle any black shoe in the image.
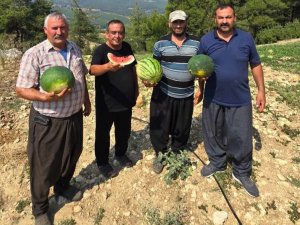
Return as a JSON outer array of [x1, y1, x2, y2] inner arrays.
[[60, 185, 83, 202], [152, 156, 164, 174], [200, 163, 226, 177], [35, 212, 52, 225], [232, 173, 259, 197], [98, 163, 118, 179], [112, 155, 134, 168]]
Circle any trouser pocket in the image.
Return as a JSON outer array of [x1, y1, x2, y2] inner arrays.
[[34, 113, 50, 126]]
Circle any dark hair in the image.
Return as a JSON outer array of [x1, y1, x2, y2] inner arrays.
[[106, 19, 125, 33], [214, 3, 235, 16]]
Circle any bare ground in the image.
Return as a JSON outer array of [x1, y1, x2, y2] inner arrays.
[[0, 50, 299, 225]]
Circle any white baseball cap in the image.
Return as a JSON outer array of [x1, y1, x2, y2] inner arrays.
[[169, 10, 187, 22]]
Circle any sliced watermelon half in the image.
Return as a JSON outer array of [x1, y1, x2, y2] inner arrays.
[[107, 53, 135, 66]]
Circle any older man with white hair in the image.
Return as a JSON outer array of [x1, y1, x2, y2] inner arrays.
[[16, 12, 91, 225]]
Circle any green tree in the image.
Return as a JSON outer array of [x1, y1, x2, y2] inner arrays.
[[0, 0, 52, 50], [166, 0, 218, 36], [165, 0, 300, 42], [69, 0, 98, 53], [236, 0, 288, 37], [127, 5, 148, 51], [128, 5, 168, 52]]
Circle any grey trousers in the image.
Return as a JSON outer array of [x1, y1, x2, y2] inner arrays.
[[202, 102, 253, 177]]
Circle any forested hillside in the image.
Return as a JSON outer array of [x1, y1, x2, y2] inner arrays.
[[1, 0, 299, 52], [52, 0, 167, 15]]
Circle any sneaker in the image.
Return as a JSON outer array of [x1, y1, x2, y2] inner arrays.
[[232, 173, 259, 197], [98, 163, 118, 179], [152, 156, 164, 174], [112, 154, 134, 168], [60, 185, 83, 202], [35, 213, 52, 225], [200, 163, 226, 177]]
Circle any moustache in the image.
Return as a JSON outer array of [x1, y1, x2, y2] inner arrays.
[[54, 35, 64, 39], [221, 23, 229, 27]]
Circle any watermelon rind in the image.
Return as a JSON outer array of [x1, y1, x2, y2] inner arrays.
[[40, 66, 75, 94], [188, 54, 214, 78], [107, 53, 135, 66], [136, 57, 162, 84]]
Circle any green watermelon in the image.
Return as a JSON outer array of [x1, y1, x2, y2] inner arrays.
[[40, 66, 75, 94], [188, 54, 214, 78], [107, 53, 135, 66], [136, 57, 162, 84]]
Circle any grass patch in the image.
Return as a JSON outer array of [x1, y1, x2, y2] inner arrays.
[[15, 199, 31, 213], [94, 207, 105, 225], [198, 204, 208, 213], [267, 81, 300, 109], [287, 202, 300, 224], [214, 168, 238, 191], [286, 176, 300, 188], [143, 207, 184, 225], [292, 157, 300, 164], [158, 150, 196, 185], [281, 124, 300, 139], [258, 42, 300, 74], [265, 200, 277, 215], [269, 151, 277, 158], [57, 218, 76, 225]]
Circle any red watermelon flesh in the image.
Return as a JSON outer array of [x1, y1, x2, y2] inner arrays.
[[107, 53, 135, 66]]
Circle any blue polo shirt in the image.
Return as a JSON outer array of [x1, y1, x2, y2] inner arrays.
[[198, 29, 261, 106], [153, 33, 200, 98]]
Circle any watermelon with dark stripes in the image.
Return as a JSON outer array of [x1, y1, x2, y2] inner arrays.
[[136, 57, 162, 84]]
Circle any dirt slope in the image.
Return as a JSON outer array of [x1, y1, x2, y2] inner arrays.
[[0, 52, 299, 225]]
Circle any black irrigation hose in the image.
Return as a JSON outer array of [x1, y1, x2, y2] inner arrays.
[[191, 151, 243, 225]]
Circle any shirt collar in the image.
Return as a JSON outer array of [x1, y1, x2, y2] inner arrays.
[[164, 32, 191, 41], [45, 39, 72, 52], [214, 28, 238, 40]]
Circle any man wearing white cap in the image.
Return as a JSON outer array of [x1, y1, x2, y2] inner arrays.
[[145, 10, 202, 174]]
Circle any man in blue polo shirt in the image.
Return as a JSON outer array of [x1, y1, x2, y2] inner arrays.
[[146, 10, 202, 174], [198, 3, 266, 197]]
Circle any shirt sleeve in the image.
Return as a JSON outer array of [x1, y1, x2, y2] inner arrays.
[[248, 34, 261, 66], [16, 49, 40, 88], [153, 41, 162, 61], [91, 45, 106, 65]]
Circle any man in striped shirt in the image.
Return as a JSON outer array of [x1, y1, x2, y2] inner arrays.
[[147, 10, 203, 174], [16, 12, 91, 225]]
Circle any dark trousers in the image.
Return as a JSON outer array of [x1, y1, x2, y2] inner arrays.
[[202, 102, 253, 177], [95, 108, 132, 166], [150, 87, 194, 155], [27, 107, 83, 216]]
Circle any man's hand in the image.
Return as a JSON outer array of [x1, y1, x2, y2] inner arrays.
[[43, 88, 71, 101], [107, 61, 123, 72], [194, 87, 203, 105], [256, 90, 266, 113], [142, 80, 157, 87], [83, 99, 91, 116]]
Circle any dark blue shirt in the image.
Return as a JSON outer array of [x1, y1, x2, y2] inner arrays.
[[198, 29, 261, 106]]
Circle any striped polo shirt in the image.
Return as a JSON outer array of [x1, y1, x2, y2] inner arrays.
[[153, 33, 200, 98], [16, 39, 88, 118]]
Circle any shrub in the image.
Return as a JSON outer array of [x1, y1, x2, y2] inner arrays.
[[256, 20, 300, 44], [158, 150, 196, 185]]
